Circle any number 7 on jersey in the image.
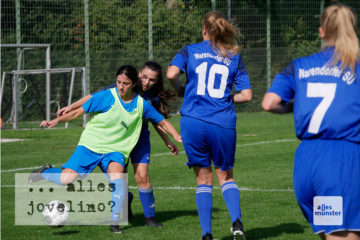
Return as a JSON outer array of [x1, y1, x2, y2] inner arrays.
[[307, 82, 337, 134]]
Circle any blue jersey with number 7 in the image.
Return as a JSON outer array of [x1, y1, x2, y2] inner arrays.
[[169, 40, 251, 129], [268, 47, 360, 143]]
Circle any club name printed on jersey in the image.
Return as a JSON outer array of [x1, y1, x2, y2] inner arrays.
[[299, 65, 356, 85], [194, 52, 232, 66]]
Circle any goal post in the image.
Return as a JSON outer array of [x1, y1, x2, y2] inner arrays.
[[2, 68, 88, 129]]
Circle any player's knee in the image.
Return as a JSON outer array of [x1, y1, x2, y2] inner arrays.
[[135, 172, 149, 186], [60, 173, 77, 185]]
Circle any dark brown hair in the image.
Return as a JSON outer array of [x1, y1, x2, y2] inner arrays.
[[141, 61, 176, 118]]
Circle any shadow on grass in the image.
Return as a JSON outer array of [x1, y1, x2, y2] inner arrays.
[[52, 230, 80, 235], [124, 208, 222, 228], [220, 223, 305, 240]]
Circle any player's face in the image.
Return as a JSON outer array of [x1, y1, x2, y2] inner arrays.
[[116, 73, 135, 96], [139, 67, 158, 91]]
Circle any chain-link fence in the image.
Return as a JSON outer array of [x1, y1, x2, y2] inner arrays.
[[1, 0, 359, 127]]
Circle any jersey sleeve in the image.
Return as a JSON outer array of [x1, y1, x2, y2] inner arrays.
[[82, 90, 114, 113], [234, 55, 252, 91], [91, 83, 116, 96], [268, 61, 295, 102], [169, 46, 188, 72], [142, 99, 164, 124]]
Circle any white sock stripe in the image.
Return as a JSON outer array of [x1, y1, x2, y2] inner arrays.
[[196, 189, 212, 194], [221, 183, 238, 193], [138, 187, 153, 193], [196, 186, 213, 194], [196, 187, 212, 191]]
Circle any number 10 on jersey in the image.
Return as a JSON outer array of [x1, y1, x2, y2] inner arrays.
[[196, 62, 229, 98]]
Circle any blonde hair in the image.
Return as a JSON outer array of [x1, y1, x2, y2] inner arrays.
[[321, 4, 360, 72], [202, 11, 242, 58]]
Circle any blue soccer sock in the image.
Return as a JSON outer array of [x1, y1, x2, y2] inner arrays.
[[138, 186, 155, 218], [41, 168, 62, 185], [196, 184, 213, 236], [221, 181, 242, 223], [110, 178, 125, 222]]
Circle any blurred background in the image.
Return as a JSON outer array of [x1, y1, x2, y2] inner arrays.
[[1, 0, 359, 127]]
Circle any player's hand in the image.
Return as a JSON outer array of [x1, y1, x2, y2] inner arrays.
[[167, 141, 179, 155], [57, 106, 71, 117], [40, 119, 59, 129], [174, 135, 182, 143]]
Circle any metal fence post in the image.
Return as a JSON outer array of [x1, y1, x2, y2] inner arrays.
[[148, 0, 153, 61], [266, 0, 271, 89]]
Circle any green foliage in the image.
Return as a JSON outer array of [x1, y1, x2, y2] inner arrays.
[[3, 0, 356, 122]]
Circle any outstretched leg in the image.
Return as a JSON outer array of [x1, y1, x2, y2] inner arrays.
[[29, 165, 79, 185]]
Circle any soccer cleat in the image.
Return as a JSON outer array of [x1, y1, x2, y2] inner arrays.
[[110, 221, 123, 234], [202, 232, 214, 240], [231, 219, 246, 240], [145, 217, 163, 227], [28, 164, 53, 183], [128, 191, 133, 221]]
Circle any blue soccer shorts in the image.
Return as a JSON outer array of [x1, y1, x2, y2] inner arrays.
[[180, 116, 236, 171], [62, 145, 126, 178], [293, 139, 360, 235], [130, 136, 151, 165]]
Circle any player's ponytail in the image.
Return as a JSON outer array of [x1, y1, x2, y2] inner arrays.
[[321, 4, 360, 72], [202, 11, 242, 58]]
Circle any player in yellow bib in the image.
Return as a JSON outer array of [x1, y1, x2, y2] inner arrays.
[[29, 65, 182, 233]]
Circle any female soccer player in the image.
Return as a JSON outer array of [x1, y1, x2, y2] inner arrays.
[[29, 65, 182, 233], [262, 4, 360, 240], [56, 61, 177, 227], [167, 11, 252, 240]]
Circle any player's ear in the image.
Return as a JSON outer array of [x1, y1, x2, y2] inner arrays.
[[319, 27, 325, 40]]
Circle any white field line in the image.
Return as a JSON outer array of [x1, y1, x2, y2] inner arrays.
[[0, 184, 294, 192], [1, 138, 296, 173]]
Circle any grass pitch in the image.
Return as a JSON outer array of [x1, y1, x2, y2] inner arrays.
[[1, 112, 319, 240]]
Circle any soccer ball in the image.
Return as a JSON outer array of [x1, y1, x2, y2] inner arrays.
[[42, 200, 69, 226]]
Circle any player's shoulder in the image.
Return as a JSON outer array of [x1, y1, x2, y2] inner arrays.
[[93, 87, 113, 98], [294, 48, 331, 66], [187, 41, 211, 51]]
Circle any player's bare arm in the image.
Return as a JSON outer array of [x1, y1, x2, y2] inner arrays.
[[167, 66, 184, 97], [41, 107, 85, 129], [262, 92, 293, 114], [232, 89, 252, 103], [153, 123, 179, 155], [58, 94, 92, 117], [156, 119, 182, 143]]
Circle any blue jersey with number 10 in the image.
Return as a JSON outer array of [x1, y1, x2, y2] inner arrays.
[[170, 40, 251, 129], [268, 47, 360, 143]]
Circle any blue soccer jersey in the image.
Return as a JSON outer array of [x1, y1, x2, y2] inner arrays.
[[269, 47, 360, 143], [169, 40, 251, 129]]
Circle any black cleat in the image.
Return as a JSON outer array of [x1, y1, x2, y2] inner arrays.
[[202, 232, 214, 240], [28, 164, 53, 183], [128, 191, 133, 221], [110, 221, 123, 234], [145, 217, 163, 227], [231, 219, 246, 240]]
